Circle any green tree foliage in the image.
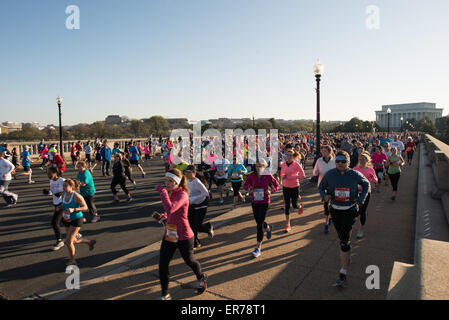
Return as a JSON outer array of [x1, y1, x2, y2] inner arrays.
[[435, 116, 449, 144]]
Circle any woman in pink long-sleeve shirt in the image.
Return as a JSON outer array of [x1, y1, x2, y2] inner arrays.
[[243, 159, 280, 258], [153, 168, 207, 300], [280, 150, 306, 232]]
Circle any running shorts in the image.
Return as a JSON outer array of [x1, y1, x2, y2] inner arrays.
[[130, 159, 140, 166], [63, 217, 84, 228]]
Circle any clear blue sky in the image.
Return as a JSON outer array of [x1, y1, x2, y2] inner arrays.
[[1, 0, 448, 125]]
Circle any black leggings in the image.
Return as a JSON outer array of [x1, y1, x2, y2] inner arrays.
[[83, 195, 98, 217], [388, 172, 401, 191], [188, 204, 212, 247], [330, 207, 358, 251], [283, 186, 299, 215], [407, 150, 414, 162], [359, 193, 371, 226], [252, 203, 269, 242], [231, 181, 242, 197], [51, 205, 63, 241], [159, 238, 203, 296], [124, 167, 135, 184], [111, 176, 129, 195]]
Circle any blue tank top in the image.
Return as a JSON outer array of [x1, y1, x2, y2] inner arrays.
[[62, 192, 83, 221]]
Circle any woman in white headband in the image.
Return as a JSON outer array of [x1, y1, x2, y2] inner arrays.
[[153, 168, 208, 300]]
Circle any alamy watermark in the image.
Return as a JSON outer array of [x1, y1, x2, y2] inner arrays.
[[168, 123, 279, 176], [66, 265, 80, 290], [66, 5, 80, 30], [365, 265, 380, 289], [366, 5, 380, 30]]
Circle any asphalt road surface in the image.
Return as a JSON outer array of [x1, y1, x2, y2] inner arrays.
[[0, 156, 315, 299]]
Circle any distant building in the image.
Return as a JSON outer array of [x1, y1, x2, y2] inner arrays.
[[375, 103, 443, 129], [105, 115, 122, 125], [2, 121, 22, 132], [23, 122, 40, 129], [0, 126, 8, 135], [167, 118, 189, 128]]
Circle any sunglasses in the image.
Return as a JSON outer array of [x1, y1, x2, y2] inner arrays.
[[335, 160, 348, 164]]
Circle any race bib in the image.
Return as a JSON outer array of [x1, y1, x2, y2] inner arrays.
[[63, 211, 71, 223], [254, 189, 265, 201], [165, 224, 178, 243], [334, 187, 350, 202], [216, 171, 225, 177], [232, 171, 239, 179]]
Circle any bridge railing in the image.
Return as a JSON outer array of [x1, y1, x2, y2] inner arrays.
[[422, 134, 449, 223]]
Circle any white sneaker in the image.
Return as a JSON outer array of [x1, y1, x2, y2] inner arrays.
[[76, 233, 82, 240], [91, 216, 100, 223], [28, 180, 35, 184], [52, 241, 65, 251]]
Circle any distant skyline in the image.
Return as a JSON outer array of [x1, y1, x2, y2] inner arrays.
[[1, 0, 448, 126]]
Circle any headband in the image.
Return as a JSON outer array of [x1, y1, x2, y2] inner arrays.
[[335, 155, 349, 161], [165, 172, 181, 185]]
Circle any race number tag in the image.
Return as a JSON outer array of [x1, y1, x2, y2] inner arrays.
[[165, 224, 179, 243], [254, 189, 265, 201], [216, 171, 225, 178], [232, 172, 239, 179], [63, 211, 71, 223], [334, 187, 350, 202]]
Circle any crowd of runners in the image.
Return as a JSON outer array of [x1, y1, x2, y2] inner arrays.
[[0, 131, 420, 299]]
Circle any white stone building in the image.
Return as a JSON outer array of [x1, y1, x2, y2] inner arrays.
[[375, 103, 443, 129]]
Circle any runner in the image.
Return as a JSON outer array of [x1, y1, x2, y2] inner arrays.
[[227, 156, 247, 209], [39, 144, 49, 170], [112, 142, 121, 157], [122, 152, 136, 189], [280, 150, 306, 232], [46, 167, 66, 250], [214, 152, 230, 205], [404, 137, 417, 166], [0, 150, 18, 207], [84, 141, 92, 169], [387, 147, 405, 200], [61, 179, 96, 266], [144, 142, 150, 161], [49, 148, 66, 176], [128, 141, 146, 178], [318, 150, 370, 288], [371, 146, 388, 193], [185, 165, 214, 250], [76, 161, 100, 223], [111, 153, 132, 203], [90, 143, 102, 173], [21, 146, 35, 184], [100, 140, 112, 177], [243, 158, 280, 258], [11, 147, 20, 180], [152, 168, 208, 300], [353, 152, 378, 239], [70, 142, 78, 168], [312, 145, 336, 233]]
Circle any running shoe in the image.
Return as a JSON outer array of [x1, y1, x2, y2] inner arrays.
[[266, 224, 273, 240], [113, 199, 120, 204], [89, 240, 96, 251], [195, 274, 207, 294], [83, 218, 87, 223], [334, 273, 347, 288], [357, 229, 364, 239], [91, 215, 100, 223], [208, 224, 214, 239], [232, 204, 236, 210], [324, 224, 330, 234], [284, 224, 292, 233], [384, 181, 389, 186], [193, 243, 202, 251], [39, 166, 44, 170], [158, 294, 172, 300], [252, 248, 261, 258], [76, 233, 82, 240], [52, 241, 65, 251], [28, 180, 35, 184], [126, 196, 132, 202], [219, 198, 224, 205], [142, 173, 146, 178]]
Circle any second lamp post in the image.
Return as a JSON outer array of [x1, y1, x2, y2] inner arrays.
[[313, 59, 324, 160]]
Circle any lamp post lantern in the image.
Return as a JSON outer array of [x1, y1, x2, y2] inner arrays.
[[387, 108, 392, 134], [400, 116, 404, 132], [56, 96, 64, 159], [313, 59, 323, 159]]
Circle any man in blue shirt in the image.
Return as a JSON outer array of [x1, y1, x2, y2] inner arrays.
[[379, 133, 392, 148], [100, 140, 112, 176], [128, 141, 146, 178], [21, 146, 35, 184], [318, 150, 369, 288]]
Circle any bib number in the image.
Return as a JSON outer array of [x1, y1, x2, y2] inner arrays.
[[254, 189, 265, 201], [165, 224, 178, 243], [334, 187, 350, 202], [63, 211, 71, 223], [232, 172, 239, 179]]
